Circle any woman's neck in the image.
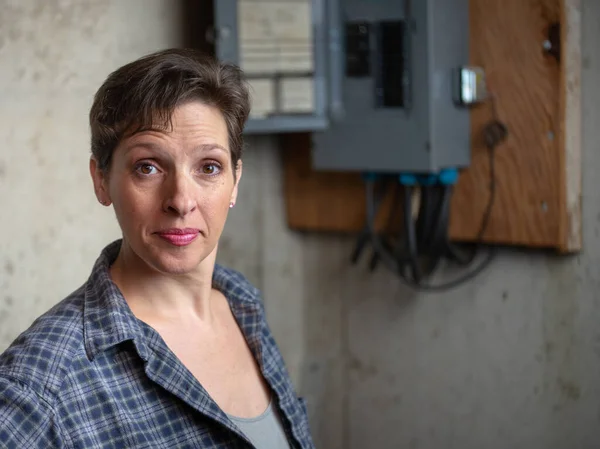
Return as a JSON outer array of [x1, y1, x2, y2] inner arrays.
[[109, 241, 218, 325]]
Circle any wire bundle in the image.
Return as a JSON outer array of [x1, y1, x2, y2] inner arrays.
[[352, 114, 508, 292]]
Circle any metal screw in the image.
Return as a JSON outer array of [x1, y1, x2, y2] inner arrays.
[[547, 131, 554, 141]]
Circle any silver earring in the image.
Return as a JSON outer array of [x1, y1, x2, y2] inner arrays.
[[229, 202, 235, 209]]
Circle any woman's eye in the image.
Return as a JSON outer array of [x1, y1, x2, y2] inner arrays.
[[136, 163, 157, 175], [202, 164, 220, 175]]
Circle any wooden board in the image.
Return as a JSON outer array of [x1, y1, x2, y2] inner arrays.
[[281, 0, 582, 251], [558, 0, 582, 252], [282, 133, 368, 233]]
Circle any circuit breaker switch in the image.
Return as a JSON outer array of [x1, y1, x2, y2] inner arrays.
[[455, 66, 487, 106]]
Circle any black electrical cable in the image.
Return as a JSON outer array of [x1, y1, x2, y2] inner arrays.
[[445, 141, 497, 266], [416, 185, 436, 250], [402, 185, 422, 283], [429, 185, 452, 256], [351, 177, 390, 265], [410, 184, 446, 279], [364, 118, 504, 291], [382, 181, 407, 266], [361, 92, 507, 291], [408, 184, 492, 288], [365, 176, 497, 292]]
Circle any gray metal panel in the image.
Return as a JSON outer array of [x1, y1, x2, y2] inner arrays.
[[327, 0, 345, 120], [245, 116, 328, 134], [214, 0, 330, 134], [428, 0, 471, 169], [312, 0, 328, 118], [214, 0, 239, 63], [312, 0, 470, 174], [313, 0, 431, 173]]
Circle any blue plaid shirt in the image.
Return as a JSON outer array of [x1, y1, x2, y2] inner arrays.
[[0, 240, 314, 448]]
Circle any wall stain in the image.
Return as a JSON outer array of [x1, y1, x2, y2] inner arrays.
[[385, 374, 397, 386], [557, 377, 581, 401], [582, 57, 590, 69], [1, 1, 111, 77], [347, 356, 378, 382], [4, 261, 15, 275], [29, 132, 41, 153], [8, 27, 22, 41], [33, 233, 42, 249], [542, 255, 581, 430], [280, 262, 292, 277]]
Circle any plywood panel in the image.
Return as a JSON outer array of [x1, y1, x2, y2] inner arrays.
[[449, 0, 562, 247], [282, 133, 367, 233], [281, 0, 582, 251], [558, 0, 582, 252]]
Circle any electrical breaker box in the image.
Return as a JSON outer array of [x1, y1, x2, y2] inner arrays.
[[214, 0, 330, 134], [312, 0, 471, 173]]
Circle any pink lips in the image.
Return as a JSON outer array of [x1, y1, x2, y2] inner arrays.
[[155, 228, 199, 247]]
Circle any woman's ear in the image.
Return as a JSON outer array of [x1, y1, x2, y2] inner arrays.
[[89, 157, 111, 206]]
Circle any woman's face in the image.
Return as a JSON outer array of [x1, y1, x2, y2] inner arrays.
[[90, 101, 241, 275]]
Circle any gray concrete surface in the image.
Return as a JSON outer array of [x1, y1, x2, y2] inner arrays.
[[1, 1, 599, 448]]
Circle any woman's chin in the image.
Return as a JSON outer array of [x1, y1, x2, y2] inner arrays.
[[145, 253, 198, 275], [145, 247, 214, 276], [125, 237, 215, 276]]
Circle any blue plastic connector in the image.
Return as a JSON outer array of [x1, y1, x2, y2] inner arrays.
[[438, 168, 459, 185], [398, 173, 418, 186], [362, 172, 379, 182]]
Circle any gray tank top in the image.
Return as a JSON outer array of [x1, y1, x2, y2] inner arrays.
[[227, 400, 291, 449]]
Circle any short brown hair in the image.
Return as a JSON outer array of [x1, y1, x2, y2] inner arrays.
[[89, 48, 251, 173]]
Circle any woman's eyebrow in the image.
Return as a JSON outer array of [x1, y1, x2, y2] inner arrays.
[[124, 142, 229, 155], [124, 141, 165, 155], [194, 143, 229, 154]]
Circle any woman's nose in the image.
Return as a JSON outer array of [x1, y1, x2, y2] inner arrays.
[[162, 171, 197, 217]]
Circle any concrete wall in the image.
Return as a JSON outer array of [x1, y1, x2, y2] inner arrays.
[[0, 0, 185, 344], [1, 1, 599, 448]]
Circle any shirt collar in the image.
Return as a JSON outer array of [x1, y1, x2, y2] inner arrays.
[[83, 240, 150, 361], [83, 239, 263, 362]]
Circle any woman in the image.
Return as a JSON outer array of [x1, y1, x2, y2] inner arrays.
[[0, 49, 314, 449]]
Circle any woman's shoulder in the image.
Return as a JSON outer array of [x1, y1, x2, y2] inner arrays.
[[0, 284, 88, 403]]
